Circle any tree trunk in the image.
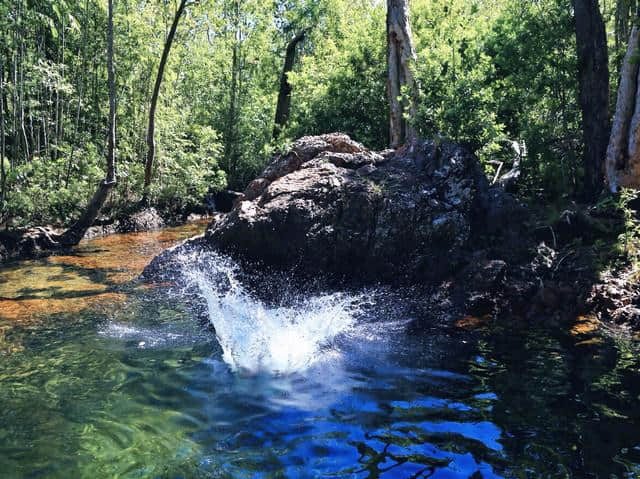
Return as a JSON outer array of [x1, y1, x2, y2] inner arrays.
[[573, 0, 610, 199], [0, 60, 6, 204], [615, 0, 634, 74], [606, 25, 640, 191], [386, 0, 417, 148], [224, 1, 242, 184], [11, 2, 19, 167], [273, 30, 306, 139], [66, 0, 90, 187], [142, 0, 189, 204], [58, 0, 117, 246], [105, 0, 117, 186]]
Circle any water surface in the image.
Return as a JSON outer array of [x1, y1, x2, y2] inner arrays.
[[1, 223, 639, 478]]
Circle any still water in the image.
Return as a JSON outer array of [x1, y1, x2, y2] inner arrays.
[[0, 222, 639, 478]]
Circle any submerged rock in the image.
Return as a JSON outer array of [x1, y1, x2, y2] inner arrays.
[[146, 133, 519, 283]]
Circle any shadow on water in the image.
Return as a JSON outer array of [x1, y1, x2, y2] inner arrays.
[[0, 222, 640, 478]]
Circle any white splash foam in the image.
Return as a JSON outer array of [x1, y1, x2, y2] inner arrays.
[[182, 251, 362, 374]]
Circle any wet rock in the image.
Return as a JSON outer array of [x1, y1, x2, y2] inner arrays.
[[117, 207, 165, 233], [483, 187, 524, 234], [211, 190, 243, 213], [588, 273, 639, 324], [463, 259, 507, 316], [186, 213, 208, 222], [141, 234, 207, 284], [84, 223, 118, 240], [611, 304, 640, 325]]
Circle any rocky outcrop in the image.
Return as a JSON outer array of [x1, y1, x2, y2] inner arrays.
[[142, 133, 640, 334], [116, 207, 165, 233], [145, 133, 520, 283], [205, 133, 518, 281], [210, 190, 243, 213]]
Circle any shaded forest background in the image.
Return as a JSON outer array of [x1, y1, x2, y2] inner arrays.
[[0, 0, 634, 227]]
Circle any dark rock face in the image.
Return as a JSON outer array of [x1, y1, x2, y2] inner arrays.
[[462, 259, 508, 316], [140, 134, 640, 332], [199, 133, 513, 282], [210, 190, 244, 213], [141, 234, 207, 284]]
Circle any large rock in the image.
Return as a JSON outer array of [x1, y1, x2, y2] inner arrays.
[[169, 133, 511, 282], [116, 207, 165, 233]]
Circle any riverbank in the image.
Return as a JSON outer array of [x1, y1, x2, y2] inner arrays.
[[0, 207, 213, 264]]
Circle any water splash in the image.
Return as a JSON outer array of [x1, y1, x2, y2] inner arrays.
[[181, 251, 363, 374]]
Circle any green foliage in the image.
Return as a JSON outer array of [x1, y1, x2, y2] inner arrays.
[[412, 0, 507, 159], [2, 145, 103, 227], [487, 0, 581, 200], [593, 190, 640, 275], [0, 0, 634, 229], [287, 1, 388, 149], [153, 125, 227, 217]]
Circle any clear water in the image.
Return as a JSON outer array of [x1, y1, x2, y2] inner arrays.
[[1, 224, 640, 478]]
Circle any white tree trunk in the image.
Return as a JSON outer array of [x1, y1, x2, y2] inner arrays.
[[387, 0, 417, 148], [606, 26, 640, 192]]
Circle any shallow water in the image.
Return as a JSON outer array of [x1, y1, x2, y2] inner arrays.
[[1, 223, 640, 478]]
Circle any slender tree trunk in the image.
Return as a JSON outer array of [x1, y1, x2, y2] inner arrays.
[[224, 2, 241, 182], [105, 0, 116, 186], [224, 44, 238, 171], [615, 0, 632, 74], [573, 0, 610, 199], [606, 25, 640, 191], [17, 0, 28, 163], [59, 0, 117, 246], [66, 0, 90, 187], [273, 30, 306, 139], [11, 2, 19, 168], [0, 60, 6, 204], [386, 0, 417, 148], [53, 15, 64, 166], [142, 0, 190, 204]]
